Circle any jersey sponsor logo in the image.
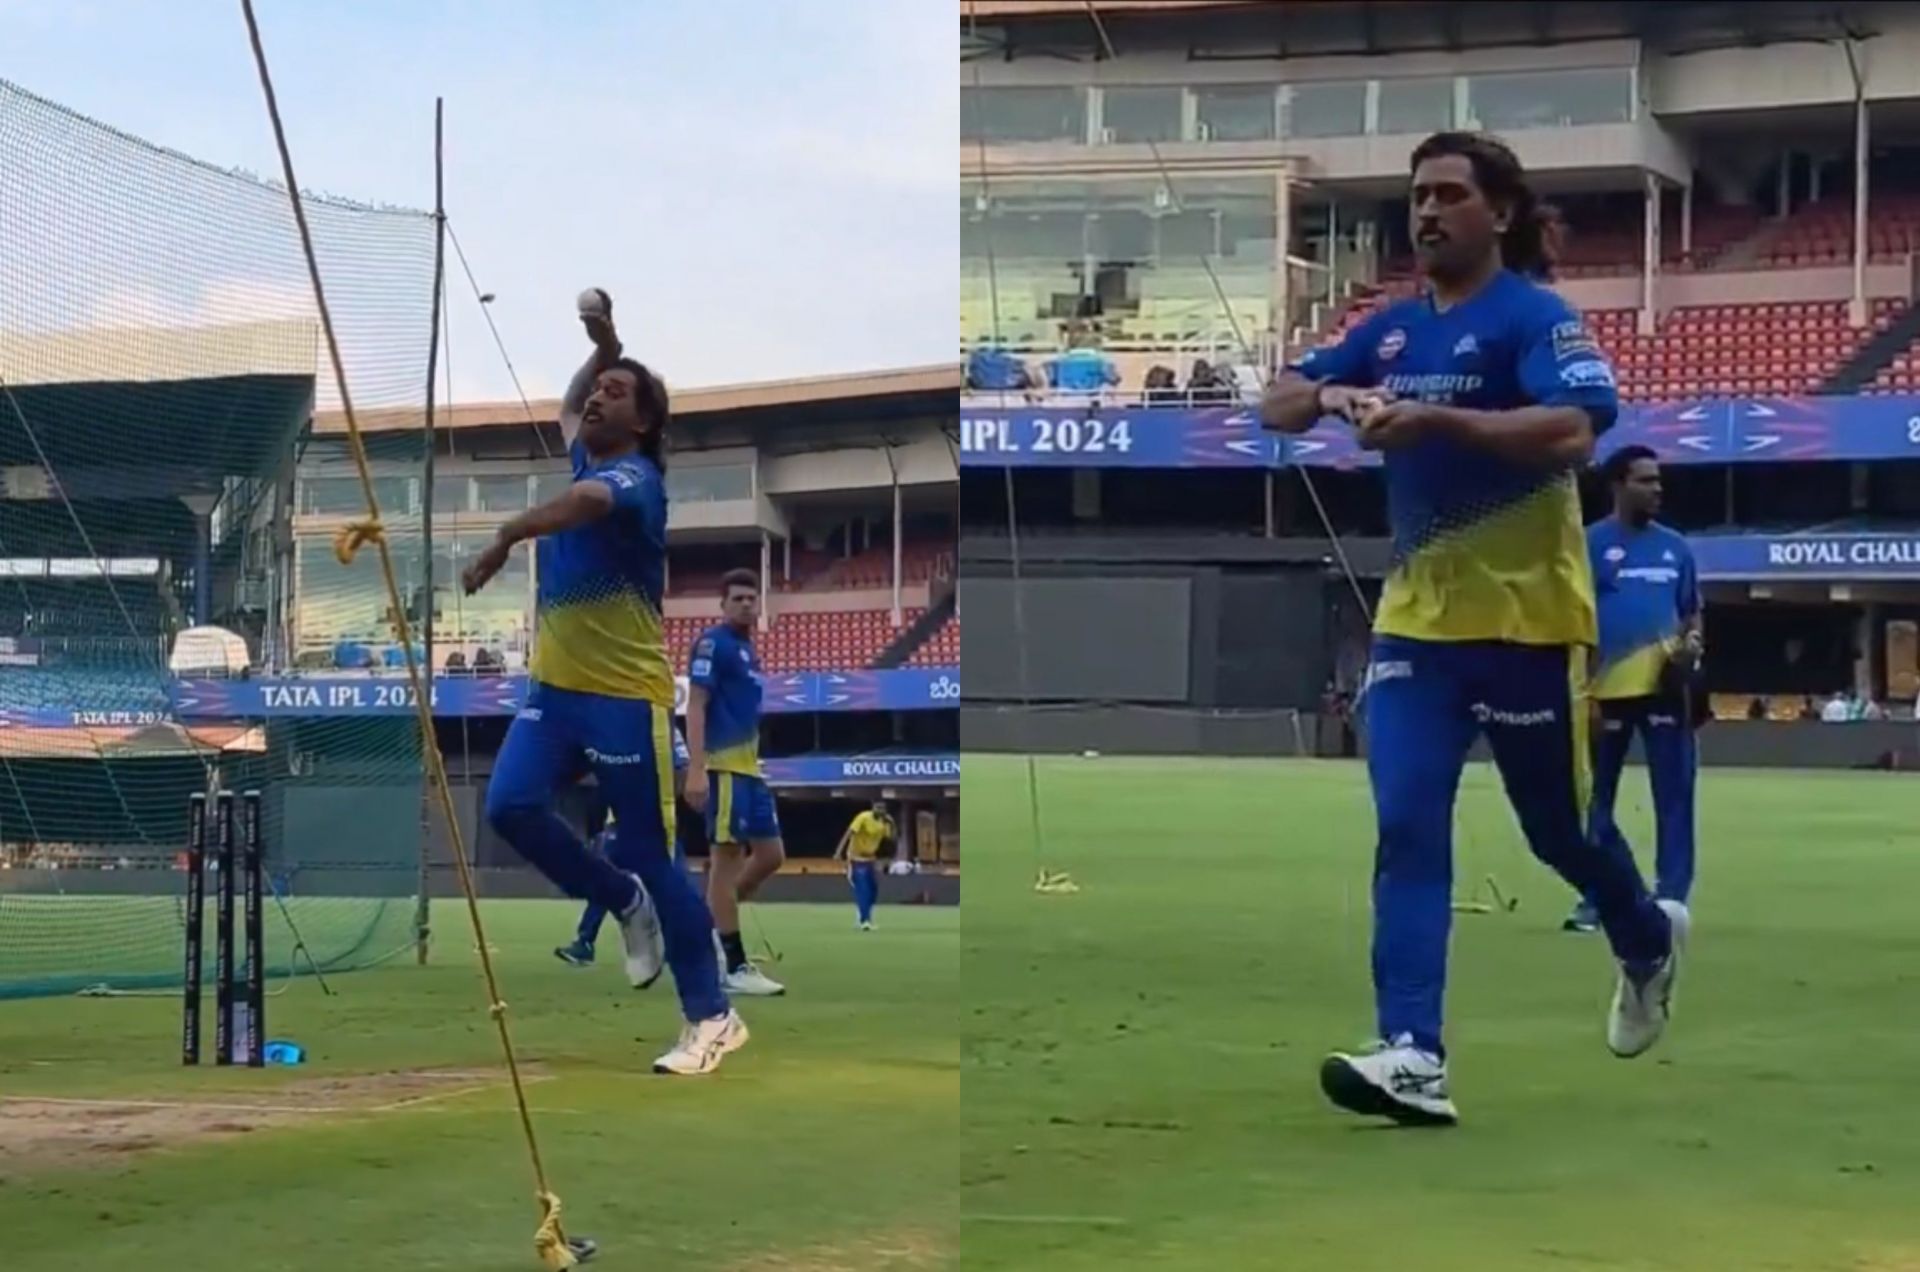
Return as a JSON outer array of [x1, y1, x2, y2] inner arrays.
[[1559, 359, 1616, 389], [518, 706, 544, 721], [1618, 565, 1679, 583], [695, 637, 715, 656], [584, 746, 649, 766], [1469, 702, 1557, 727], [1550, 320, 1600, 361], [1604, 546, 1627, 562], [1379, 372, 1484, 400], [1377, 328, 1407, 361], [1648, 713, 1680, 727], [690, 657, 713, 678], [600, 467, 638, 489], [1451, 333, 1479, 358]]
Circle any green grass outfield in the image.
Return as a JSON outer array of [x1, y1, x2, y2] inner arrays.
[[0, 901, 957, 1271], [963, 754, 1920, 1271]]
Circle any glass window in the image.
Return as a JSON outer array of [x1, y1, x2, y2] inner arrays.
[[1195, 86, 1276, 142], [430, 535, 531, 649], [1378, 78, 1455, 135], [295, 536, 424, 649], [1101, 87, 1182, 144], [668, 464, 753, 504], [1467, 68, 1632, 131], [432, 477, 468, 514], [961, 86, 1088, 144], [533, 471, 572, 504], [301, 475, 410, 516], [1286, 81, 1367, 139], [474, 474, 529, 513]]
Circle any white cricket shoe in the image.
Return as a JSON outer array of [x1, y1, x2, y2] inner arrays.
[[1319, 1034, 1458, 1126], [858, 920, 874, 932], [615, 874, 664, 989], [1608, 898, 1689, 1058], [723, 962, 786, 997], [652, 1009, 749, 1075]]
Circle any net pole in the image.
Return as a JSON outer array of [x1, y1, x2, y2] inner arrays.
[[416, 96, 446, 967]]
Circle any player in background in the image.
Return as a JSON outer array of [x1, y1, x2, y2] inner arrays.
[[1564, 445, 1704, 933], [468, 291, 744, 1075], [1261, 131, 1684, 1125], [684, 569, 788, 997], [833, 801, 896, 930], [556, 723, 710, 966]]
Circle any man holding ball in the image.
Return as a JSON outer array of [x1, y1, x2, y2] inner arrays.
[[468, 289, 744, 1076]]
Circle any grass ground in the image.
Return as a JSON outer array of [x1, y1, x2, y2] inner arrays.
[[0, 900, 957, 1271], [963, 754, 1920, 1271]]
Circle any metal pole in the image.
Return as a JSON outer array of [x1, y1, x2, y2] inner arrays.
[[416, 96, 446, 966]]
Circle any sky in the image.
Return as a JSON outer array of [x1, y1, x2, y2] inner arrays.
[[1, 0, 957, 403]]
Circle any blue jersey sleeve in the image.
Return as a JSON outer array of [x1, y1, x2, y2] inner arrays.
[[1285, 309, 1389, 388], [688, 629, 723, 692], [585, 456, 663, 522], [1516, 295, 1618, 435]]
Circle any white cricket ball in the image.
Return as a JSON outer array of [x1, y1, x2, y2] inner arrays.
[[577, 288, 610, 318]]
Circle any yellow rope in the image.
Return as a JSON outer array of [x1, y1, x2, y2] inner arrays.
[[239, 4, 575, 1265]]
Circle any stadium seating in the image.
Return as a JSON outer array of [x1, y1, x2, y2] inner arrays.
[[1758, 194, 1920, 266], [1586, 301, 1903, 400], [906, 615, 960, 667], [1318, 295, 1904, 401], [663, 608, 948, 674]]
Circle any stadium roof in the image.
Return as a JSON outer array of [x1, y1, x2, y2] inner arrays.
[[313, 363, 961, 436]]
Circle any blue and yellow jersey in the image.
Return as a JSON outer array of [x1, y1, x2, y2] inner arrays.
[[528, 442, 675, 704], [1289, 270, 1619, 646], [846, 810, 892, 862], [1588, 518, 1699, 700], [688, 622, 763, 777]]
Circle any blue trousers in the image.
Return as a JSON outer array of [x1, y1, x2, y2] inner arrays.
[[1365, 637, 1672, 1056], [576, 825, 692, 946], [849, 860, 879, 923], [486, 683, 725, 1022], [1586, 696, 1697, 904]]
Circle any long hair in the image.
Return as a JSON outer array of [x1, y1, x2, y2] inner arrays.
[[1410, 131, 1562, 281], [611, 355, 671, 473]]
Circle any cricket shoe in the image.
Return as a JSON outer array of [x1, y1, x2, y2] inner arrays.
[[1562, 901, 1599, 933], [1319, 1034, 1458, 1126], [553, 939, 595, 967], [723, 962, 786, 997], [615, 874, 664, 989], [858, 920, 874, 932], [653, 1009, 749, 1075], [1608, 898, 1689, 1058]]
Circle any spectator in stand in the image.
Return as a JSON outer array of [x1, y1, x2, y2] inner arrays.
[[1745, 697, 1766, 721], [1863, 698, 1888, 722], [1820, 691, 1854, 722], [1187, 359, 1234, 404], [1799, 696, 1820, 721], [1046, 322, 1119, 395], [444, 650, 468, 676], [966, 343, 1036, 397], [473, 647, 498, 676], [1143, 364, 1180, 406]]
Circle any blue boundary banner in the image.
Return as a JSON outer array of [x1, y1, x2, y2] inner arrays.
[[0, 667, 967, 729], [1691, 533, 1920, 580], [959, 395, 1920, 470], [761, 754, 959, 787]]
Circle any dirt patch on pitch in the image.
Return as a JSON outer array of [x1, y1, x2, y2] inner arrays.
[[0, 1067, 540, 1177]]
